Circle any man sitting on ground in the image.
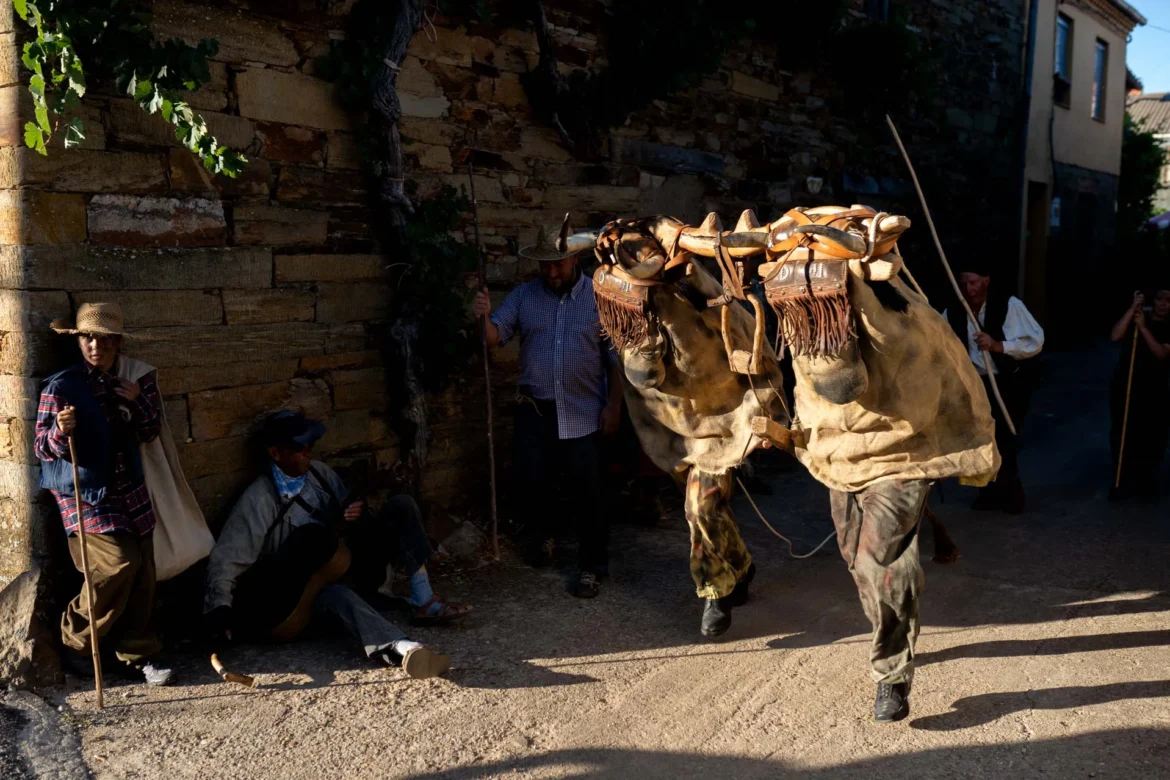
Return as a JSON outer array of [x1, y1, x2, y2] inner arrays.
[[203, 411, 470, 678]]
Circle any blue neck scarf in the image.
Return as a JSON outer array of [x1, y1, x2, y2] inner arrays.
[[271, 462, 308, 500]]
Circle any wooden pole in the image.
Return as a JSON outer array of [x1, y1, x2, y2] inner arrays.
[[886, 115, 1017, 436], [67, 423, 103, 710], [1114, 324, 1140, 489], [468, 149, 501, 561]]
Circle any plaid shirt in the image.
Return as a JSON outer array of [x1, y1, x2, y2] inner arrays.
[[34, 361, 162, 536], [491, 273, 614, 439]]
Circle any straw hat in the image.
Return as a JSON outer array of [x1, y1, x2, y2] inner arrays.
[[518, 215, 582, 263], [50, 302, 129, 337]]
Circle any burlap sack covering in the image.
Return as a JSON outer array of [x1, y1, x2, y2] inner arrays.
[[618, 261, 788, 476], [792, 273, 999, 493]]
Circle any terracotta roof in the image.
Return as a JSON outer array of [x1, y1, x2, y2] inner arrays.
[[1127, 68, 1144, 93], [1127, 93, 1170, 134]]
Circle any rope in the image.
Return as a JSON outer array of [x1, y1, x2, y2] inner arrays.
[[735, 476, 836, 560]]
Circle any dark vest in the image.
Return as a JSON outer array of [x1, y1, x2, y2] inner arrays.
[[946, 290, 1020, 377], [38, 364, 143, 505]]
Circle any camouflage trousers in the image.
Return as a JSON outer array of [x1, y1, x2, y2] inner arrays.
[[830, 479, 930, 685], [683, 468, 753, 600]]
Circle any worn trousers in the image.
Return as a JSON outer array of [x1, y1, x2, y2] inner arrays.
[[982, 374, 1031, 494], [830, 479, 930, 685], [512, 397, 609, 572], [61, 532, 162, 664], [683, 467, 752, 600], [234, 497, 429, 657]]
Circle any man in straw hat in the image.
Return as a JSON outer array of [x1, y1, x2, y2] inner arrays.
[[472, 218, 623, 598], [34, 303, 177, 686]]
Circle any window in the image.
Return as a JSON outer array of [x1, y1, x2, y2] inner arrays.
[[1054, 14, 1072, 107], [1091, 39, 1108, 120]]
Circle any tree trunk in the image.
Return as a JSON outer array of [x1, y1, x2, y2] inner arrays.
[[368, 0, 428, 491], [370, 0, 425, 221]]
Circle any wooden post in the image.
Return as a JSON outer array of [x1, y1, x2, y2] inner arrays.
[[1114, 325, 1140, 489], [67, 426, 103, 710]]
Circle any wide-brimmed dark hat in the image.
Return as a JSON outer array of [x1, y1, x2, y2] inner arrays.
[[50, 302, 131, 337], [519, 214, 584, 263], [261, 410, 327, 450]]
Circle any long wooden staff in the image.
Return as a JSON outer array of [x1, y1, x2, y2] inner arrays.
[[886, 115, 1016, 435], [67, 419, 104, 710], [1114, 324, 1140, 489], [468, 149, 500, 561]]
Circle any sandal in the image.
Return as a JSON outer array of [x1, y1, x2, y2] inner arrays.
[[410, 595, 473, 627]]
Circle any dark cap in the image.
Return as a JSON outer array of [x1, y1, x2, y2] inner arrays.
[[261, 410, 326, 450]]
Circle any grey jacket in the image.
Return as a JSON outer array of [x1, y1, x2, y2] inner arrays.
[[204, 461, 349, 613]]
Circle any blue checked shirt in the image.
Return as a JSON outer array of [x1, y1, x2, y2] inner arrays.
[[491, 273, 615, 439]]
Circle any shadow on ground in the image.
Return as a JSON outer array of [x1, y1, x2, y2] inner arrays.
[[404, 728, 1170, 779]]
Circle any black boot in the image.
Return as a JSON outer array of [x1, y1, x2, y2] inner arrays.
[[874, 682, 910, 723], [727, 563, 756, 608], [701, 596, 733, 637]]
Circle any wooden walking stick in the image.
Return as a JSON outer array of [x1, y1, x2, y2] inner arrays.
[[468, 148, 501, 561], [886, 115, 1017, 436], [1114, 324, 1141, 489], [66, 418, 104, 709]]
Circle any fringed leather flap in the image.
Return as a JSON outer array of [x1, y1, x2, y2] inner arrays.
[[764, 254, 854, 358], [594, 265, 654, 350]]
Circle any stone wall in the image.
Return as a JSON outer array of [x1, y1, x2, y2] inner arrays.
[[0, 0, 1029, 586], [0, 0, 396, 585]]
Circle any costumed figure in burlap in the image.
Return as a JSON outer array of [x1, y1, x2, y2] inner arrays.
[[570, 211, 791, 638], [711, 205, 999, 722]]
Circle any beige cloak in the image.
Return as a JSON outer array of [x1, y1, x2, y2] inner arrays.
[[792, 273, 1000, 493]]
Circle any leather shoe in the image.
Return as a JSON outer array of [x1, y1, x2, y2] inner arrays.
[[701, 596, 733, 638], [874, 682, 910, 722]]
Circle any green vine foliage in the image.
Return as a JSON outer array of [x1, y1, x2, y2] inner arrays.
[[1119, 114, 1167, 242], [396, 183, 478, 393], [11, 0, 246, 177], [316, 2, 479, 394]]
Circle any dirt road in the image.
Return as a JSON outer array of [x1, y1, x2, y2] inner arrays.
[[36, 347, 1170, 778]]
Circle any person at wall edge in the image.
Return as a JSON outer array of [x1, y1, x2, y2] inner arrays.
[[34, 303, 177, 686], [203, 411, 468, 679], [473, 223, 622, 599]]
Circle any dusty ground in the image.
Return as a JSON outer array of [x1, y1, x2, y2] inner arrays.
[[26, 346, 1170, 778]]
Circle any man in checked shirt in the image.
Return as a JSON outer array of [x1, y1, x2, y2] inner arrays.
[[473, 224, 622, 598], [34, 303, 176, 686]]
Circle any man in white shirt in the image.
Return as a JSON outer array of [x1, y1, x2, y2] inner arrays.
[[944, 263, 1044, 513]]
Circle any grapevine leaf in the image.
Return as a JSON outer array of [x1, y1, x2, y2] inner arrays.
[[22, 122, 41, 150], [149, 87, 165, 114], [161, 98, 174, 123], [14, 0, 29, 21], [28, 73, 45, 98], [64, 117, 85, 148], [67, 59, 86, 97], [35, 104, 50, 134]]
